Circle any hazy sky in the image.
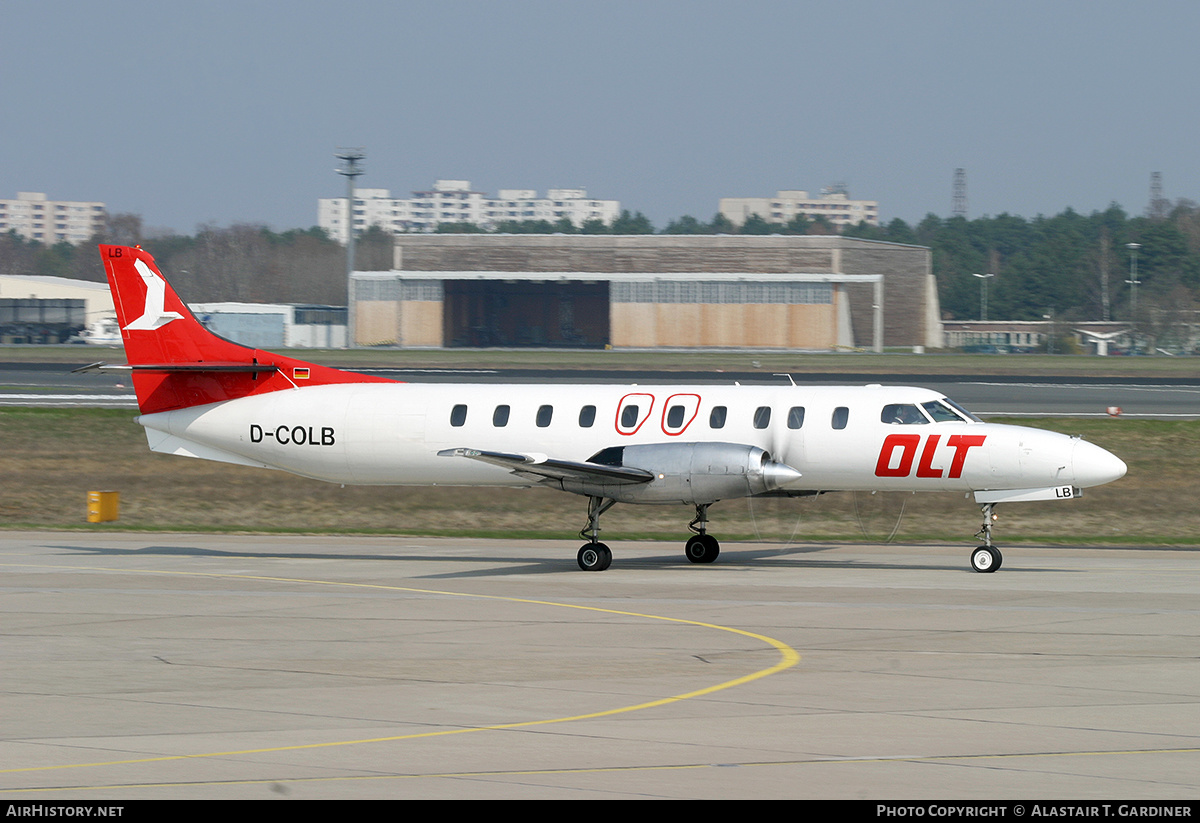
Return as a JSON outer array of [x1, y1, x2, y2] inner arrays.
[[3, 0, 1197, 234]]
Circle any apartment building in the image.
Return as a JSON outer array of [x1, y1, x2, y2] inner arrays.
[[319, 180, 620, 241], [719, 186, 879, 230], [0, 192, 107, 244]]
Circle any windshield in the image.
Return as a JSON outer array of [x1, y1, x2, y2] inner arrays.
[[929, 397, 981, 423]]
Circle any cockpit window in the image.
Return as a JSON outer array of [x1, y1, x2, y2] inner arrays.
[[922, 400, 965, 423], [939, 397, 981, 422], [882, 403, 928, 425]]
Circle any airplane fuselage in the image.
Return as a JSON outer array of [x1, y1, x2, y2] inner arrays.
[[137, 381, 1122, 499]]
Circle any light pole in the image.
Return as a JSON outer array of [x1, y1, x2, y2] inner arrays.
[[336, 148, 365, 348], [972, 272, 995, 322], [1125, 242, 1141, 352]]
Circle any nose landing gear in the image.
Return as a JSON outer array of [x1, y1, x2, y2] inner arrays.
[[971, 502, 1003, 573]]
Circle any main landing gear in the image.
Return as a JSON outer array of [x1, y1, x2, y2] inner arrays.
[[577, 496, 616, 571], [971, 502, 1003, 573], [685, 503, 720, 564], [576, 497, 722, 571]]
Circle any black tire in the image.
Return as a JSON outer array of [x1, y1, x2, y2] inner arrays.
[[685, 534, 720, 564], [578, 542, 612, 571], [971, 545, 1001, 573]]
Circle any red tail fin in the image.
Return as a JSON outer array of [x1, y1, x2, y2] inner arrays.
[[99, 245, 391, 414]]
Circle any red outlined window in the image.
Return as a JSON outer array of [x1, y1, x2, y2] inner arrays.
[[615, 393, 655, 435], [661, 393, 700, 436]]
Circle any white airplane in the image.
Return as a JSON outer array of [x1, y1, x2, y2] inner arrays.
[[89, 244, 1127, 573]]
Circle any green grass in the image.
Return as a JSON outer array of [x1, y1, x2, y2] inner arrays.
[[0, 407, 1190, 545]]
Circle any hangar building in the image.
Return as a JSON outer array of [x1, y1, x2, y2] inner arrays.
[[351, 235, 940, 351], [0, 275, 114, 343]]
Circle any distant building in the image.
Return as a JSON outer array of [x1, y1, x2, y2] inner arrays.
[[0, 275, 114, 343], [318, 180, 620, 241], [348, 234, 939, 351], [190, 303, 348, 349], [719, 185, 879, 230], [0, 192, 107, 244], [941, 321, 1146, 355]]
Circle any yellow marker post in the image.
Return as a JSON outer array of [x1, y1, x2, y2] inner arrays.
[[86, 491, 119, 523]]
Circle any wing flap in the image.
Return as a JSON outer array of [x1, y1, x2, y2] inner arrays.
[[438, 447, 654, 485]]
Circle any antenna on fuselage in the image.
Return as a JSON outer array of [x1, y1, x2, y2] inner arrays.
[[773, 373, 797, 386]]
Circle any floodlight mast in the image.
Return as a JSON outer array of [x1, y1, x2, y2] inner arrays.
[[1125, 242, 1141, 352], [972, 272, 995, 322], [336, 148, 365, 348]]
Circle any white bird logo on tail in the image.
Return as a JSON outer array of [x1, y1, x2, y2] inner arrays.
[[124, 258, 184, 330]]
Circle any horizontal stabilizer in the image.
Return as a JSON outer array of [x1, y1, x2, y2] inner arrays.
[[74, 361, 280, 374]]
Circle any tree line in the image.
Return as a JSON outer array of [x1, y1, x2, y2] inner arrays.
[[3, 202, 1199, 329], [844, 204, 1200, 327], [0, 217, 391, 305]]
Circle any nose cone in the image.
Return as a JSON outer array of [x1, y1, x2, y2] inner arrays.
[[1072, 439, 1127, 488]]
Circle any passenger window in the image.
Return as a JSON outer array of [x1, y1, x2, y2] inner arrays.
[[787, 406, 805, 429], [666, 404, 685, 428], [615, 393, 654, 435], [709, 406, 727, 429], [493, 405, 510, 427], [450, 404, 467, 427], [882, 403, 928, 425], [753, 406, 771, 429], [832, 407, 849, 430], [537, 405, 554, 428], [579, 405, 596, 427]]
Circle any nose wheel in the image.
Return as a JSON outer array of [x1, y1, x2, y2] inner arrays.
[[971, 544, 1003, 573], [971, 502, 1003, 573]]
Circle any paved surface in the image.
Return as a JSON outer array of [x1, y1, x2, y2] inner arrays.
[[3, 360, 1199, 417], [2, 532, 1198, 799]]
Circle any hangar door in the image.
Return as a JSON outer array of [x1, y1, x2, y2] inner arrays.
[[443, 280, 609, 348]]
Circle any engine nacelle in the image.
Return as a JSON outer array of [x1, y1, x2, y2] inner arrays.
[[560, 442, 802, 504]]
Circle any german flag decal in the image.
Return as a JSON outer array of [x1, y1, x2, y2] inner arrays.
[[294, 367, 310, 380]]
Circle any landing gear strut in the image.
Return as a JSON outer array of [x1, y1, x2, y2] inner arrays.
[[685, 503, 720, 564], [574, 498, 725, 571], [971, 502, 1003, 573], [577, 496, 615, 571]]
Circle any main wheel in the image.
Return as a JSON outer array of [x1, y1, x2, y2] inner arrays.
[[685, 534, 720, 564], [578, 542, 612, 571], [970, 545, 1001, 573]]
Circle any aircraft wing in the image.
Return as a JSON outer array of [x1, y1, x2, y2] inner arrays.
[[438, 447, 655, 485]]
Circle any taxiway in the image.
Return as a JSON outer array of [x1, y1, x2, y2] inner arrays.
[[2, 532, 1197, 799]]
